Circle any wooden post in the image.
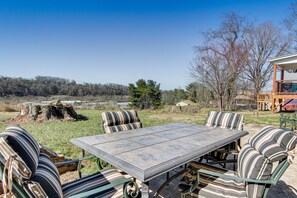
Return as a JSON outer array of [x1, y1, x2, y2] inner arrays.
[[280, 69, 284, 92], [273, 64, 277, 94], [272, 65, 277, 112]]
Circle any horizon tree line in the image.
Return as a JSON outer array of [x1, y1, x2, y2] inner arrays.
[[0, 76, 129, 97]]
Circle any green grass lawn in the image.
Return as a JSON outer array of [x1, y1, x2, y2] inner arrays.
[[0, 108, 282, 174]]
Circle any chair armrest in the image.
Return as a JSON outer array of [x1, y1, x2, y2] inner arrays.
[[229, 150, 239, 155], [68, 178, 135, 198], [207, 159, 237, 165], [197, 169, 276, 185], [55, 155, 95, 178]]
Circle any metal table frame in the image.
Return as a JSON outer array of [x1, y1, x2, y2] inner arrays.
[[71, 123, 248, 197]]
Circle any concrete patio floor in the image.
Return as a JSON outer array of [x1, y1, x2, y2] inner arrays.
[[147, 124, 297, 198]]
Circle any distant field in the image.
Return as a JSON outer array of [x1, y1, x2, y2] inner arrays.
[[0, 108, 282, 174]]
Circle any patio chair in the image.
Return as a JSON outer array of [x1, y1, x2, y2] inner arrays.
[[280, 113, 297, 131], [0, 125, 138, 198], [101, 110, 142, 133], [179, 126, 297, 198], [96, 110, 142, 169], [203, 111, 244, 169]]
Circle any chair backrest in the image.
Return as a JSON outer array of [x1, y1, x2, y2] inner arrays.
[[101, 110, 142, 133], [205, 111, 244, 130], [237, 126, 297, 198], [0, 125, 63, 198]]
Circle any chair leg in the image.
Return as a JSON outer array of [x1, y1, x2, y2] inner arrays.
[[153, 170, 187, 198], [233, 155, 236, 171]]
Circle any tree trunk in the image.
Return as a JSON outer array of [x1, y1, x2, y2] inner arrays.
[[219, 95, 223, 111]]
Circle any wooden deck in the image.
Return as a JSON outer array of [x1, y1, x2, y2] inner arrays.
[[270, 55, 297, 112]]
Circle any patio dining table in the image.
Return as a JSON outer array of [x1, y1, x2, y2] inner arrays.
[[70, 122, 248, 198]]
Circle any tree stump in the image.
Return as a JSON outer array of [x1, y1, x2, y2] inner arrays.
[[13, 101, 86, 123]]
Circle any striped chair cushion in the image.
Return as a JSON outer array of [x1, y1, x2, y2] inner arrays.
[[179, 162, 247, 198], [205, 111, 244, 130], [237, 144, 272, 198], [25, 152, 63, 198], [0, 125, 40, 176], [104, 122, 142, 133], [247, 126, 297, 162], [205, 111, 243, 160], [102, 110, 142, 133], [102, 110, 141, 126], [62, 169, 126, 198], [238, 126, 297, 198]]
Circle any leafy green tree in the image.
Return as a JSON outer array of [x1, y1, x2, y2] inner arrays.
[[173, 88, 187, 103], [186, 82, 198, 102], [162, 90, 175, 105], [129, 79, 163, 109]]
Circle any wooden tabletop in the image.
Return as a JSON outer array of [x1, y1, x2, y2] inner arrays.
[[71, 123, 248, 182]]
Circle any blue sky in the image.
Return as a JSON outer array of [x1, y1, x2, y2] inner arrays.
[[0, 0, 294, 90]]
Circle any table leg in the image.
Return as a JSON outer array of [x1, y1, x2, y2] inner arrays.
[[141, 181, 149, 198]]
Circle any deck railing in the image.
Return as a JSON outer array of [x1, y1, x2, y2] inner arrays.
[[275, 80, 297, 95]]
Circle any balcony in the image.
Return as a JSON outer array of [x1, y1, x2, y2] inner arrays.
[[275, 80, 297, 95]]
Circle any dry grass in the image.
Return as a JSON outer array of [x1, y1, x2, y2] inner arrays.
[[0, 103, 18, 112]]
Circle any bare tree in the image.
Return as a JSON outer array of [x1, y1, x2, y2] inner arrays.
[[244, 22, 291, 98], [190, 51, 226, 110], [284, 2, 297, 50], [190, 12, 249, 110]]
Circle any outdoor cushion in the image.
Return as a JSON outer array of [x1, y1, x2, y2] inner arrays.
[[238, 126, 297, 197], [205, 111, 244, 130], [247, 126, 297, 162], [0, 125, 131, 198], [62, 168, 127, 198], [0, 125, 40, 177], [237, 144, 273, 198], [104, 122, 142, 133], [24, 152, 63, 198], [102, 110, 141, 126], [205, 111, 244, 161], [102, 110, 142, 133], [179, 162, 247, 198], [180, 126, 297, 198]]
